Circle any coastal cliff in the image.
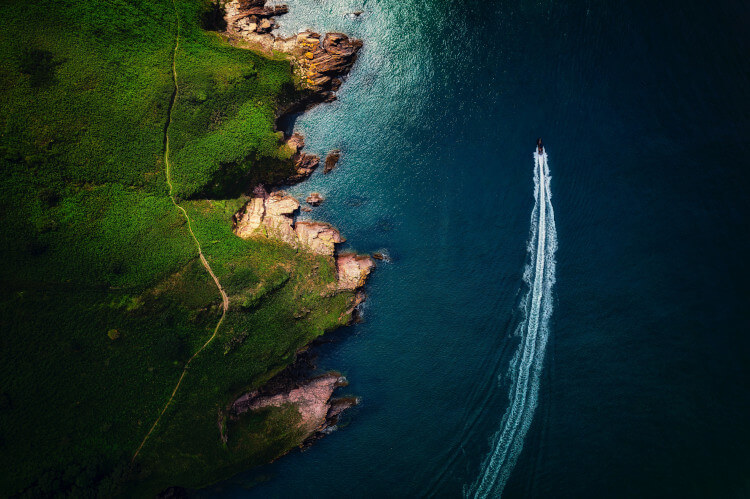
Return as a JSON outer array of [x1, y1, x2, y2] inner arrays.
[[223, 0, 363, 186], [230, 372, 357, 443], [0, 0, 371, 496], [219, 0, 372, 459], [232, 189, 374, 291], [225, 0, 363, 99]]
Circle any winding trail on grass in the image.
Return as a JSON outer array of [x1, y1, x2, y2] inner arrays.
[[132, 0, 229, 463]]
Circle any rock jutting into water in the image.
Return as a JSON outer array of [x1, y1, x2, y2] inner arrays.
[[232, 190, 374, 291], [324, 149, 341, 173], [225, 1, 362, 185], [285, 132, 320, 183], [225, 0, 370, 466], [306, 192, 325, 206], [223, 348, 360, 449], [231, 373, 351, 436], [229, 364, 358, 447], [295, 221, 343, 256], [336, 253, 375, 291], [232, 190, 299, 245], [224, 0, 362, 103]]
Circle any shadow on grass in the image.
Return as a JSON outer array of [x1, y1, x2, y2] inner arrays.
[[18, 48, 63, 87]]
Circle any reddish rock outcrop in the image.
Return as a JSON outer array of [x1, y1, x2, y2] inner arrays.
[[336, 253, 375, 290], [231, 372, 353, 435], [286, 132, 305, 153], [306, 192, 325, 206], [224, 1, 362, 99], [284, 132, 319, 183], [233, 190, 299, 244], [295, 221, 343, 256], [234, 192, 352, 259], [301, 32, 363, 93], [290, 152, 320, 182], [324, 150, 341, 174]]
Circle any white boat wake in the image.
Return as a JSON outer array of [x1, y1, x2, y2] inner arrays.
[[466, 149, 557, 498]]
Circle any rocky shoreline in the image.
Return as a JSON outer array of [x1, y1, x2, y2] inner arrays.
[[229, 369, 356, 444], [225, 0, 363, 120], [221, 0, 370, 456]]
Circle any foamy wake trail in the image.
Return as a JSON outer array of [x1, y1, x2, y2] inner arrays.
[[465, 150, 557, 498]]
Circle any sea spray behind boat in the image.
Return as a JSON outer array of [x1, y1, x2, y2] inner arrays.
[[466, 149, 557, 498]]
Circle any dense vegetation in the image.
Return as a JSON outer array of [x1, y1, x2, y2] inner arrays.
[[0, 0, 353, 495]]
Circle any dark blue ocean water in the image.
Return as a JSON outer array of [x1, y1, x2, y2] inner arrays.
[[204, 0, 750, 496]]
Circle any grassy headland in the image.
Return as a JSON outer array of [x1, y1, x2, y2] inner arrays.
[[0, 0, 353, 495]]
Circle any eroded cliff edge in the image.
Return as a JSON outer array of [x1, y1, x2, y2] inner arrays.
[[0, 0, 372, 495], [223, 0, 363, 183], [215, 0, 371, 476]]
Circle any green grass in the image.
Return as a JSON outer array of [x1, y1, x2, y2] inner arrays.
[[0, 0, 354, 496], [168, 8, 299, 199]]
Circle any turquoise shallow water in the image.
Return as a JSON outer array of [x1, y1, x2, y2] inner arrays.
[[203, 0, 750, 496]]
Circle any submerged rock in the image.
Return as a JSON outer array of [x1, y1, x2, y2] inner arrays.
[[344, 195, 367, 208], [371, 250, 392, 262]]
